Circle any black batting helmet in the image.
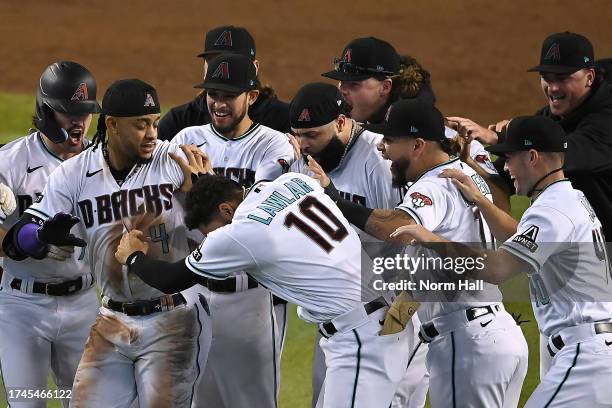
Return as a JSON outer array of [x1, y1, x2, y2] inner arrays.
[[34, 61, 101, 144]]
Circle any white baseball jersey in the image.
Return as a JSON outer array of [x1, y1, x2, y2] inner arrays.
[[173, 123, 294, 186], [25, 141, 191, 301], [501, 179, 612, 336], [396, 157, 502, 323], [445, 126, 497, 175], [0, 132, 90, 280], [185, 173, 364, 323]]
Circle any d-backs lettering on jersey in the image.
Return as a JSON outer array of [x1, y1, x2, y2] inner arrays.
[[396, 157, 502, 322], [185, 173, 364, 323], [0, 132, 89, 280], [25, 141, 191, 301], [173, 123, 294, 187], [501, 180, 612, 336]]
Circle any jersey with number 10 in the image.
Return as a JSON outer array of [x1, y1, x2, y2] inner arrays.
[[25, 141, 190, 302], [185, 173, 363, 323]]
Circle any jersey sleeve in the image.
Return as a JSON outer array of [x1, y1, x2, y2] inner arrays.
[[25, 165, 74, 221], [185, 227, 256, 279], [501, 206, 574, 273], [395, 181, 448, 230], [255, 136, 294, 182], [162, 142, 190, 190], [469, 140, 498, 175], [366, 160, 402, 209]]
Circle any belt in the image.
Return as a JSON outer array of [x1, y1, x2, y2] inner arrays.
[[419, 304, 502, 343], [319, 297, 387, 338], [10, 275, 93, 296], [104, 293, 186, 316], [548, 322, 612, 357], [200, 275, 258, 293]]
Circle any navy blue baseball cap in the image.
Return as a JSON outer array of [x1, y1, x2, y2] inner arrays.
[[362, 99, 445, 140], [322, 37, 400, 81], [528, 32, 594, 74], [198, 25, 256, 60], [196, 54, 257, 93], [486, 116, 567, 158]]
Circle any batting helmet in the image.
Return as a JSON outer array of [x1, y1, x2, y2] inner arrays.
[[34, 61, 101, 144]]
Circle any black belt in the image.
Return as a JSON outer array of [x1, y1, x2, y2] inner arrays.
[[10, 275, 91, 296], [319, 297, 388, 338], [547, 322, 612, 357], [419, 304, 502, 343], [199, 275, 258, 293], [105, 293, 186, 316]]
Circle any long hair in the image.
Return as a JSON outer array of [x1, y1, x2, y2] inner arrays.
[[389, 55, 433, 102], [90, 113, 107, 151]]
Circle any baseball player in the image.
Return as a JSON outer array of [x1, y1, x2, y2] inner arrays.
[[0, 61, 101, 408], [114, 172, 413, 408], [395, 115, 612, 407], [172, 53, 294, 408], [158, 25, 290, 140], [310, 99, 529, 408], [287, 82, 427, 408], [2, 79, 211, 407]]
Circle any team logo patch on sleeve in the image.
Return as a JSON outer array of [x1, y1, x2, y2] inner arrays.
[[470, 174, 491, 195], [278, 158, 290, 173], [410, 192, 432, 209], [512, 225, 539, 253]]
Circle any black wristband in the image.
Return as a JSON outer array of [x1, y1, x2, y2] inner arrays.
[[126, 251, 146, 271], [336, 200, 373, 231], [323, 180, 342, 203]]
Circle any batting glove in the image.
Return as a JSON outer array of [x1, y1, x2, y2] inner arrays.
[[38, 213, 87, 248]]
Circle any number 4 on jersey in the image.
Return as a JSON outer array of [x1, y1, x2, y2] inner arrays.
[[149, 223, 170, 254]]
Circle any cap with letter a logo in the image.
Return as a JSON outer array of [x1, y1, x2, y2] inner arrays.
[[101, 79, 160, 117], [197, 25, 256, 61], [196, 54, 257, 93], [322, 37, 400, 81], [289, 82, 346, 129], [528, 32, 594, 74]]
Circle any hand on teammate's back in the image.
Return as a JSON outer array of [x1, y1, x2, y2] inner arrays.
[[0, 182, 16, 219], [170, 144, 212, 192], [115, 229, 149, 265], [447, 116, 499, 145]]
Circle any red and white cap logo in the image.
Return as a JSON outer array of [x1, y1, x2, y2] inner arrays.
[[71, 83, 89, 101], [298, 108, 311, 122]]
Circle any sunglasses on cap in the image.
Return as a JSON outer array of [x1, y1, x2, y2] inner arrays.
[[332, 58, 396, 77]]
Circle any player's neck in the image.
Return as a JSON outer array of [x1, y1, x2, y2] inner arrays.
[[40, 133, 83, 161], [410, 151, 451, 181], [106, 141, 134, 171], [219, 117, 254, 140], [529, 169, 566, 201], [337, 119, 354, 146]]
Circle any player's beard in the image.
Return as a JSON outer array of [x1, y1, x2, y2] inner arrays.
[[212, 104, 248, 135], [310, 134, 346, 172], [390, 157, 411, 188]]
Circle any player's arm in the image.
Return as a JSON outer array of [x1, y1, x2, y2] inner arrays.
[[306, 155, 415, 243], [168, 144, 212, 193], [389, 224, 530, 284], [439, 168, 518, 241]]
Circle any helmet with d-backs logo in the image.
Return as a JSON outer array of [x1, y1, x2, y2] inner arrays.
[[34, 61, 101, 143]]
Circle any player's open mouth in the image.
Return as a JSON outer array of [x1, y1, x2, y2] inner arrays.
[[549, 94, 565, 104], [213, 110, 230, 118], [68, 128, 83, 145]]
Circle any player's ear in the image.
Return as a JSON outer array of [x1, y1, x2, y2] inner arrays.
[[105, 116, 118, 133], [335, 115, 347, 133], [379, 78, 393, 96], [247, 90, 260, 106], [218, 202, 235, 222]]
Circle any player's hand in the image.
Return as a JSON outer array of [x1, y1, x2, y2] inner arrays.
[[287, 133, 301, 161], [446, 116, 498, 145], [438, 168, 484, 205], [0, 182, 16, 219], [450, 134, 472, 163], [489, 119, 510, 133], [305, 155, 331, 188], [389, 224, 441, 245], [170, 144, 212, 192], [115, 229, 149, 265], [38, 213, 86, 247], [46, 245, 76, 262]]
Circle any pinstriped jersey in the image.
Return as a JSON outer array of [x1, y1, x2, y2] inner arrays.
[[502, 180, 612, 336], [396, 157, 502, 323], [172, 123, 294, 187], [185, 173, 364, 323], [25, 141, 191, 301], [0, 132, 90, 281]]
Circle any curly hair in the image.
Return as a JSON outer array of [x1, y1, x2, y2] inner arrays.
[[389, 55, 432, 101], [184, 174, 243, 229]]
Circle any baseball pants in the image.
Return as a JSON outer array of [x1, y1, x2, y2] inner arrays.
[[188, 284, 281, 408], [69, 298, 210, 408], [424, 307, 528, 408], [316, 307, 412, 408], [525, 326, 612, 407], [0, 276, 98, 408]]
